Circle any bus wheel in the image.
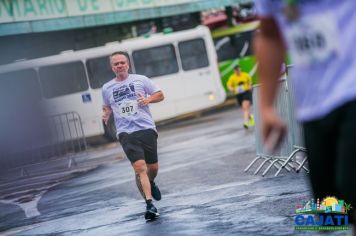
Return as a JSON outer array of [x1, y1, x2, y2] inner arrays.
[[104, 115, 117, 141]]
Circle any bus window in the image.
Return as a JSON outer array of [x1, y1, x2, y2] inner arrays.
[[132, 44, 178, 78], [178, 38, 209, 71], [0, 69, 41, 101], [39, 62, 88, 98], [87, 54, 134, 89], [86, 56, 114, 89]]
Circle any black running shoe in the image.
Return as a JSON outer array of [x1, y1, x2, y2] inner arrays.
[[150, 181, 161, 201], [145, 203, 159, 220]]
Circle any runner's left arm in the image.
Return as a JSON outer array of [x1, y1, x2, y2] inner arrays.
[[247, 73, 253, 91], [138, 91, 164, 106], [138, 76, 164, 106]]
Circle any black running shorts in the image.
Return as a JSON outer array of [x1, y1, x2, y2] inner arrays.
[[236, 90, 252, 106], [118, 129, 158, 164], [303, 99, 356, 210]]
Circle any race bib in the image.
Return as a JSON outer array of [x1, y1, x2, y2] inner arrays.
[[118, 100, 138, 118], [285, 12, 340, 66], [236, 85, 245, 94]]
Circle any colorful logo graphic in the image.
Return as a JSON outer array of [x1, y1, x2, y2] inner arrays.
[[294, 197, 352, 231]]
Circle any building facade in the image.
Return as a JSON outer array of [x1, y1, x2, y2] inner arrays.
[[0, 0, 251, 64]]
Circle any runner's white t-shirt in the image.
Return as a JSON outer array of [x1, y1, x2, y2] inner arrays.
[[102, 74, 160, 135]]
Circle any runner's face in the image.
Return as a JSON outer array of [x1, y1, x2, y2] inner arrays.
[[111, 54, 129, 76]]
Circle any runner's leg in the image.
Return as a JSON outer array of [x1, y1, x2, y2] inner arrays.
[[147, 163, 158, 181], [133, 160, 152, 200], [242, 100, 250, 123]]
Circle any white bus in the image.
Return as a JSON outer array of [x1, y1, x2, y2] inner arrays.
[[0, 26, 226, 140]]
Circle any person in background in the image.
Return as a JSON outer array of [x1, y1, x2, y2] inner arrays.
[[254, 0, 356, 232], [227, 65, 255, 129], [102, 51, 164, 220]]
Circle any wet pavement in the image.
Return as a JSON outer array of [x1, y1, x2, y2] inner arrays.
[[0, 107, 353, 235]]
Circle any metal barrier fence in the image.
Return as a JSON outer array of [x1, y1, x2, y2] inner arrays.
[[245, 72, 309, 176], [0, 112, 87, 179], [47, 111, 87, 162]]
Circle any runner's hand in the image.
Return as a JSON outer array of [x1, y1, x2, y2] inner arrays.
[[137, 93, 150, 106], [102, 106, 112, 125], [261, 107, 287, 152]]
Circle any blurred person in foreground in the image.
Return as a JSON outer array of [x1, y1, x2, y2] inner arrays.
[[254, 0, 356, 231], [102, 51, 164, 220], [227, 65, 255, 129]]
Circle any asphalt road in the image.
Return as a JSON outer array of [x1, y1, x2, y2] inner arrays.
[[0, 107, 353, 236]]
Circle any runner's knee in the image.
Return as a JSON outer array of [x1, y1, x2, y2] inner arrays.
[[133, 160, 147, 174], [147, 163, 158, 172]]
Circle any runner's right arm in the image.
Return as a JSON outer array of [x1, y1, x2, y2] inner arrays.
[[102, 105, 112, 125]]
